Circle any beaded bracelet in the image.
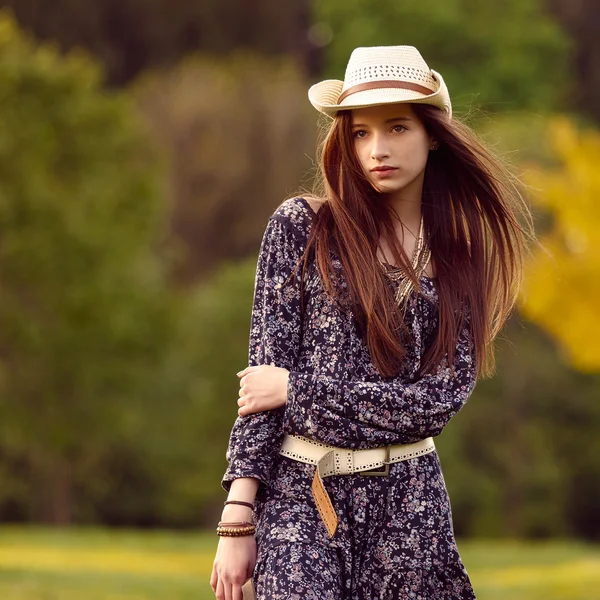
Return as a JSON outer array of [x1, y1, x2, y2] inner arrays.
[[217, 527, 256, 535], [216, 525, 256, 537]]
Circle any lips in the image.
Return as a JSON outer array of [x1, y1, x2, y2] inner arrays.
[[371, 166, 397, 172], [370, 166, 398, 179]]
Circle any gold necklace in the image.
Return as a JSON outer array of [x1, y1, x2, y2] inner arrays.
[[379, 216, 431, 307]]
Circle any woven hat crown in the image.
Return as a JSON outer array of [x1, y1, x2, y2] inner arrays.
[[308, 45, 452, 118], [342, 46, 437, 92]]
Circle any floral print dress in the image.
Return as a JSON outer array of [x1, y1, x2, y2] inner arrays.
[[222, 197, 478, 599]]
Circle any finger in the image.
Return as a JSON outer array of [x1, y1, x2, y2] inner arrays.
[[239, 375, 254, 391], [224, 580, 234, 600], [232, 583, 243, 600], [237, 365, 260, 377], [239, 373, 253, 387], [237, 397, 246, 407], [239, 398, 258, 416], [216, 578, 225, 600], [236, 367, 248, 377], [210, 566, 218, 593]]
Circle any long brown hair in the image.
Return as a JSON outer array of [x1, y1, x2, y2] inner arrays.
[[297, 104, 534, 380]]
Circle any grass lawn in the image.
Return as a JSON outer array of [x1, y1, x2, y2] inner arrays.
[[0, 527, 598, 599]]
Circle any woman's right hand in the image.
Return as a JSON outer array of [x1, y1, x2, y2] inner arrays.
[[210, 534, 257, 600], [212, 480, 259, 599]]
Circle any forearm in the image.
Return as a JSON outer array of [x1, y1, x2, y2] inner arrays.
[[226, 477, 259, 503], [283, 364, 475, 447], [220, 477, 260, 523], [283, 381, 427, 447]]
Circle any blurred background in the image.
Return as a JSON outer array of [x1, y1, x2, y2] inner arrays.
[[0, 1, 598, 599]]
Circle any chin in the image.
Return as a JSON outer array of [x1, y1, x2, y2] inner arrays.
[[373, 174, 420, 197], [374, 182, 407, 195]]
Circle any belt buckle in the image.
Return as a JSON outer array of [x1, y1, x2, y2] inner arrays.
[[358, 445, 390, 476]]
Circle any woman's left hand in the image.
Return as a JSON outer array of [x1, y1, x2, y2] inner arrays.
[[236, 365, 290, 417]]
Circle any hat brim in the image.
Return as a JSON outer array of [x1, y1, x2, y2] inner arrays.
[[308, 70, 452, 119]]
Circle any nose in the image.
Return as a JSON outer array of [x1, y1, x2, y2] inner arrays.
[[370, 132, 390, 161]]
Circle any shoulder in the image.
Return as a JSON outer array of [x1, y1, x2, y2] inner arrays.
[[268, 196, 325, 244]]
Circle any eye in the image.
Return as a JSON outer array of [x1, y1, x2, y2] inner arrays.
[[392, 124, 407, 133], [352, 129, 367, 139]]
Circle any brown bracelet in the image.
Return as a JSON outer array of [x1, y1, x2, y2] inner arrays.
[[216, 525, 256, 537], [217, 521, 254, 527], [224, 500, 255, 510]]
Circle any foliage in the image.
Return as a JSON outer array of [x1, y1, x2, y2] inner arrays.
[[117, 258, 260, 526], [433, 113, 600, 541], [520, 116, 600, 372], [0, 12, 173, 523], [0, 13, 313, 527], [0, 1, 598, 541], [313, 0, 571, 114], [0, 0, 313, 86], [440, 315, 600, 540], [133, 54, 314, 284]]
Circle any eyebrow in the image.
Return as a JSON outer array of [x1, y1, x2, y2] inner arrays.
[[351, 117, 413, 128]]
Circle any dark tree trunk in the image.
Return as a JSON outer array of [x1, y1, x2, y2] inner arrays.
[[32, 454, 73, 525], [547, 0, 600, 124]]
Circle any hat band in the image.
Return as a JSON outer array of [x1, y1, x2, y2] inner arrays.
[[338, 80, 435, 104]]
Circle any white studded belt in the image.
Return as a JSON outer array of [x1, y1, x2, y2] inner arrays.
[[280, 434, 435, 477], [279, 434, 436, 538]]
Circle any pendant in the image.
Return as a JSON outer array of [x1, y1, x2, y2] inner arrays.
[[379, 215, 430, 308]]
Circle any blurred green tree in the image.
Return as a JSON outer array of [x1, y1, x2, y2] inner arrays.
[[0, 12, 173, 524], [0, 12, 318, 527], [133, 54, 315, 285], [313, 0, 571, 113], [0, 3, 597, 537], [436, 111, 600, 540], [440, 314, 600, 540], [81, 261, 257, 526], [170, 258, 259, 524], [0, 0, 315, 86]]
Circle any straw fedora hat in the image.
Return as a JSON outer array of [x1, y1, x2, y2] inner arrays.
[[308, 45, 452, 119]]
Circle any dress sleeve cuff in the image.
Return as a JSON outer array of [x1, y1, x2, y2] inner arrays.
[[221, 469, 268, 493]]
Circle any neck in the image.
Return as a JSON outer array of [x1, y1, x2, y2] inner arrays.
[[384, 175, 424, 234]]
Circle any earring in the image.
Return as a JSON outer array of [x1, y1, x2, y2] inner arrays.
[[429, 142, 439, 151]]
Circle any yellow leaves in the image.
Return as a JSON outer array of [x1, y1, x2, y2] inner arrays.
[[520, 116, 600, 372]]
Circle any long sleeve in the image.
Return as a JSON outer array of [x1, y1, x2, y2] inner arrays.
[[221, 211, 306, 491], [282, 310, 477, 448]]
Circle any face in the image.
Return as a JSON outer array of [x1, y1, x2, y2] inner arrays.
[[350, 103, 433, 200]]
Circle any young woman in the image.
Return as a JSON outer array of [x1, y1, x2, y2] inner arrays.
[[211, 46, 533, 600]]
